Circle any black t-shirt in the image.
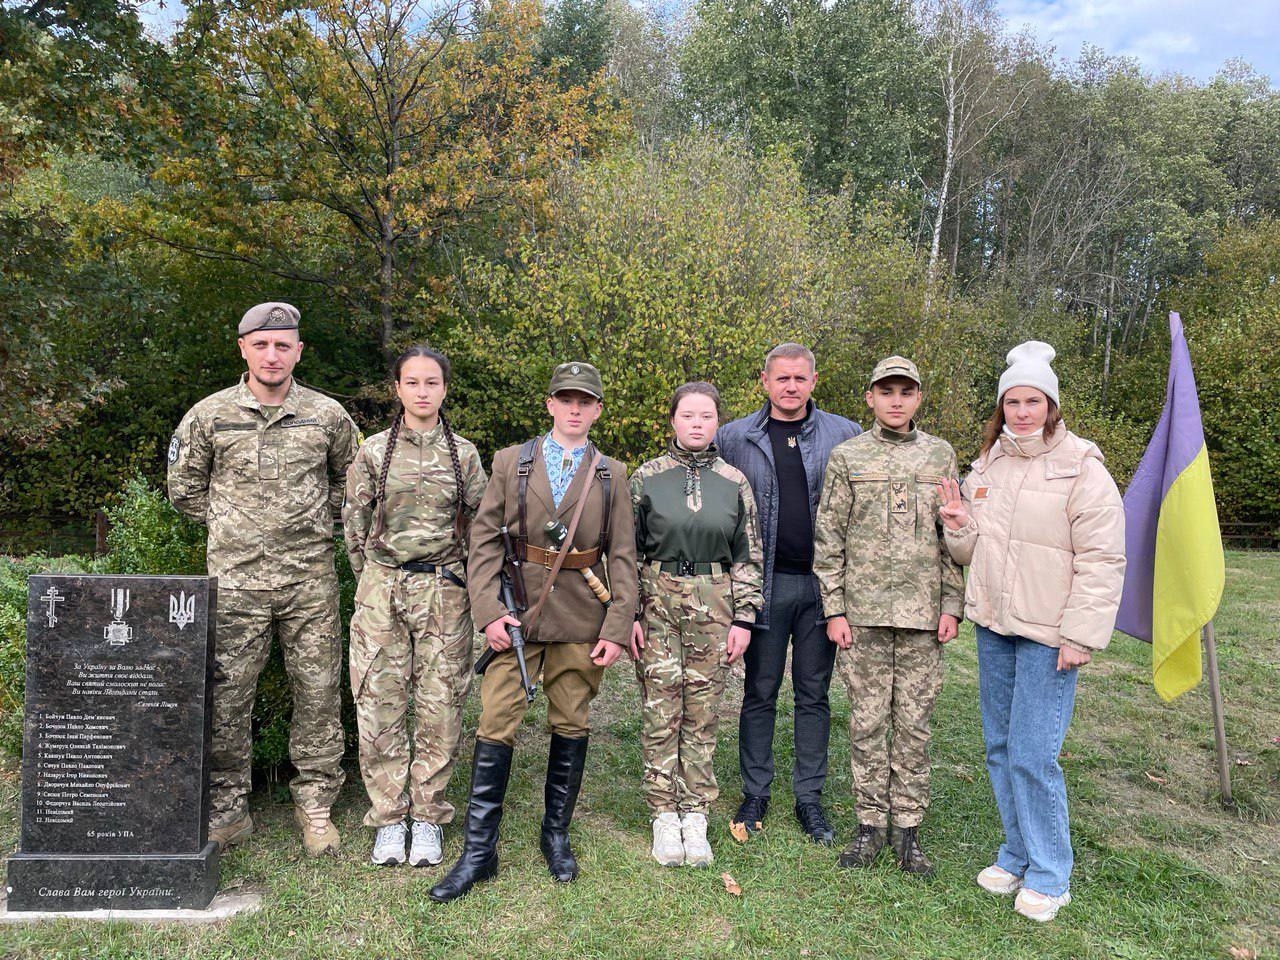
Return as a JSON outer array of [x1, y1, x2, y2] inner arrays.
[[767, 414, 812, 574]]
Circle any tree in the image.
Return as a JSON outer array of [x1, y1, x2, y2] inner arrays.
[[680, 0, 931, 195], [117, 0, 621, 362], [915, 0, 1031, 289]]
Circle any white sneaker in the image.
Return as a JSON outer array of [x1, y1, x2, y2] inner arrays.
[[651, 812, 684, 866], [370, 822, 408, 866], [408, 820, 444, 867], [681, 812, 714, 867], [977, 864, 1024, 895], [1014, 887, 1072, 922]]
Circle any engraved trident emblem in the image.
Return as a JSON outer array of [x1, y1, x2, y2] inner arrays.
[[104, 588, 133, 646], [169, 591, 196, 630]]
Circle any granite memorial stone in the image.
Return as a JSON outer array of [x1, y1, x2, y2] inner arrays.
[[6, 574, 220, 911]]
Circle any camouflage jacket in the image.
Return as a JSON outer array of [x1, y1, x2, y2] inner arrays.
[[342, 420, 487, 577], [813, 422, 964, 630], [167, 375, 360, 590], [630, 442, 765, 625]]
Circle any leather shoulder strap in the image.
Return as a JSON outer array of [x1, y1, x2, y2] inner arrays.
[[595, 453, 613, 558], [516, 437, 539, 544], [525, 450, 603, 633]]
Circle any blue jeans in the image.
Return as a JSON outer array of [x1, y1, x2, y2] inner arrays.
[[976, 625, 1079, 897]]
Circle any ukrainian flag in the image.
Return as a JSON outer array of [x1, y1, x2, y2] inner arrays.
[[1116, 313, 1225, 701]]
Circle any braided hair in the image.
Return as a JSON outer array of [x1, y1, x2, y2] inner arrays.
[[378, 345, 467, 544]]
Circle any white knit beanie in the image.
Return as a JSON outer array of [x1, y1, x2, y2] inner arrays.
[[998, 341, 1059, 405]]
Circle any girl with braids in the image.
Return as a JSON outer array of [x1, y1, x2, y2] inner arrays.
[[343, 346, 488, 867]]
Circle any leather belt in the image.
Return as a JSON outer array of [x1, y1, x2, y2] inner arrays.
[[655, 560, 731, 577], [518, 543, 600, 570], [400, 561, 467, 588]]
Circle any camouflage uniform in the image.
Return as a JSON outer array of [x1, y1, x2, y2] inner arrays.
[[631, 443, 764, 815], [168, 373, 360, 827], [813, 421, 963, 828], [343, 421, 487, 827]]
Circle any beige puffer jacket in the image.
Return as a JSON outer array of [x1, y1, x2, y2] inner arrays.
[[944, 427, 1126, 653]]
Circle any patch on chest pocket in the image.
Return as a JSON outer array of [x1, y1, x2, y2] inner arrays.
[[890, 481, 909, 514]]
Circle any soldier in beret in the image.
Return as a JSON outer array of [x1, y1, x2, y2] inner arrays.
[[167, 302, 360, 857], [429, 361, 638, 903]]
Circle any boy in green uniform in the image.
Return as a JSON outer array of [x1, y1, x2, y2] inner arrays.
[[812, 356, 963, 877]]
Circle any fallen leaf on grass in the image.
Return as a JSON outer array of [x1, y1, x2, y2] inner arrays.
[[721, 872, 742, 896], [1059, 751, 1077, 760], [1234, 757, 1255, 766], [1144, 771, 1167, 785], [1227, 946, 1256, 959]]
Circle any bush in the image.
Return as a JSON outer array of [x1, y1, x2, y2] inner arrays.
[[0, 552, 107, 758], [0, 476, 359, 770]]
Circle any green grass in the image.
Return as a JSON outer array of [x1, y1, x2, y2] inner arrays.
[[2, 551, 1277, 958]]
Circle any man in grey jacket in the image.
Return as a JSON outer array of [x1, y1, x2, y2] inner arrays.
[[717, 343, 860, 844]]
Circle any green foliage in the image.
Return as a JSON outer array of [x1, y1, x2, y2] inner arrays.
[[540, 0, 611, 89], [0, 553, 106, 758], [680, 0, 931, 194], [444, 137, 828, 459], [100, 475, 206, 576]]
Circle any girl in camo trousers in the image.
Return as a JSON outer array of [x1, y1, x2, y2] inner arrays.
[[629, 382, 764, 867], [343, 346, 487, 867]]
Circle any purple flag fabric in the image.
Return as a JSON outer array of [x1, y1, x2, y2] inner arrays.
[[1115, 312, 1209, 642]]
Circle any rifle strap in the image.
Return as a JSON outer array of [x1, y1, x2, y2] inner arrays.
[[525, 449, 603, 633]]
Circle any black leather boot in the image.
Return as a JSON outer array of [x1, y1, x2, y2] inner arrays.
[[540, 733, 588, 883], [429, 739, 513, 903], [837, 824, 887, 869], [890, 824, 935, 878]]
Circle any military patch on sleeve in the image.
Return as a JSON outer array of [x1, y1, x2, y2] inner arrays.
[[168, 435, 181, 464]]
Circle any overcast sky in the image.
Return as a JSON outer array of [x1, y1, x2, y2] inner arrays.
[[996, 0, 1279, 81], [136, 0, 1279, 84]]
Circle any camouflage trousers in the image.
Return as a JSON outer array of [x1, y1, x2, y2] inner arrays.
[[211, 582, 345, 827], [634, 567, 733, 815], [349, 561, 474, 827], [835, 626, 943, 828]]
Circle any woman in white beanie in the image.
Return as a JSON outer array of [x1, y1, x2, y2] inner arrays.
[[938, 341, 1125, 922]]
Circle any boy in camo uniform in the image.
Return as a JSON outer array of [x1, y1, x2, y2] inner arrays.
[[630, 382, 764, 867], [813, 356, 963, 878], [343, 346, 487, 868]]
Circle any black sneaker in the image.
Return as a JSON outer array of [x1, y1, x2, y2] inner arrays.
[[890, 825, 935, 878], [730, 795, 769, 842], [837, 824, 887, 868], [794, 801, 836, 846]]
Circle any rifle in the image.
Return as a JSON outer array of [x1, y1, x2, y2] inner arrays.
[[474, 525, 537, 702]]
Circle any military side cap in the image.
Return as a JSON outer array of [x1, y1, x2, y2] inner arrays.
[[238, 302, 300, 336], [548, 361, 603, 399], [870, 355, 921, 387]]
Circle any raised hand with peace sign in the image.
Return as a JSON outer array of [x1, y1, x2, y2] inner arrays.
[[937, 477, 969, 531]]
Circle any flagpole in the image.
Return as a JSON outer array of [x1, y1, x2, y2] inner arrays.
[[1202, 619, 1233, 805]]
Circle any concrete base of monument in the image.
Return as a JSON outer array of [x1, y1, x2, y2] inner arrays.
[[0, 888, 262, 924], [4, 842, 220, 912]]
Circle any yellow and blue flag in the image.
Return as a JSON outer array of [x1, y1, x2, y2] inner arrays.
[[1116, 312, 1225, 701]]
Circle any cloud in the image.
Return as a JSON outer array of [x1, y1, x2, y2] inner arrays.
[[996, 0, 1279, 81]]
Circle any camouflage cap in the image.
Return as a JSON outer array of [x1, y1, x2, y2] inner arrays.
[[238, 302, 300, 337], [869, 355, 921, 387], [548, 361, 603, 399]]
